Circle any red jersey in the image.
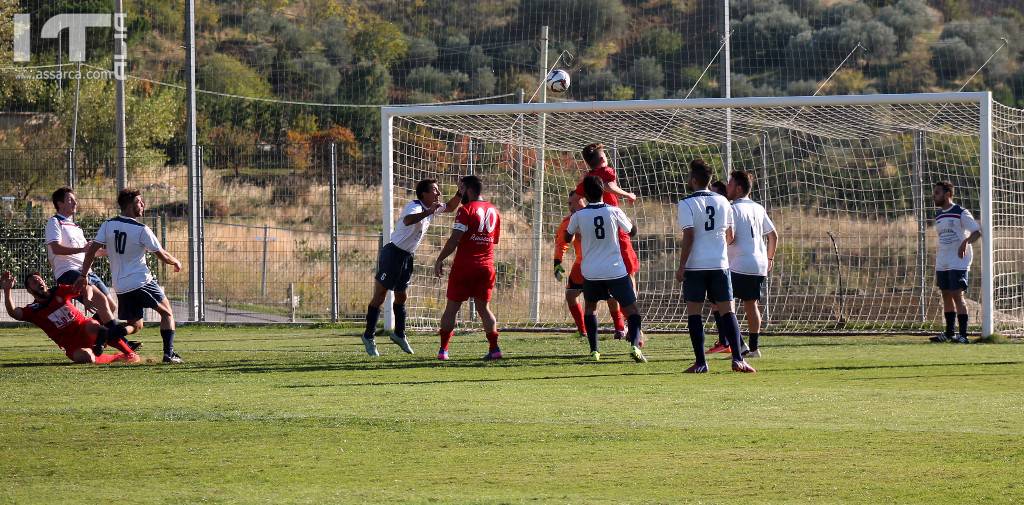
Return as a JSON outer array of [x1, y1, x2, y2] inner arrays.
[[452, 200, 501, 271], [575, 165, 620, 207], [20, 285, 93, 350]]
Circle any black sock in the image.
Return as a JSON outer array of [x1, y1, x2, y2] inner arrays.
[[944, 311, 956, 336], [105, 320, 127, 340], [584, 314, 599, 353], [393, 303, 407, 337], [626, 313, 642, 346], [957, 313, 969, 338], [749, 333, 760, 351], [712, 310, 723, 344], [688, 314, 706, 367], [719, 312, 743, 362], [363, 304, 380, 340], [160, 329, 175, 356]]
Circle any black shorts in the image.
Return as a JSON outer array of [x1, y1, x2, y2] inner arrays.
[[117, 280, 166, 321], [566, 278, 584, 291], [56, 270, 110, 296], [730, 272, 765, 301], [683, 269, 733, 303], [583, 275, 636, 306], [936, 270, 968, 291], [375, 243, 414, 292]]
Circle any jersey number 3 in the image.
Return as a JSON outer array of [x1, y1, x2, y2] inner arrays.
[[704, 206, 715, 231], [113, 230, 127, 254]]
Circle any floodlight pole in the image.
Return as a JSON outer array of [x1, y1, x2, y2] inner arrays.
[[720, 0, 732, 180], [114, 0, 127, 191], [979, 92, 993, 338], [529, 25, 548, 323], [185, 0, 202, 322]]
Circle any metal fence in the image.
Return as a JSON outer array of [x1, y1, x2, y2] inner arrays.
[[0, 142, 382, 323]]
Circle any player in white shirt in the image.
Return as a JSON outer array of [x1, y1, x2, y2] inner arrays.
[[929, 180, 981, 344], [360, 178, 461, 356], [726, 171, 778, 358], [78, 189, 184, 363], [565, 176, 646, 363], [675, 160, 755, 374], [45, 187, 117, 316]]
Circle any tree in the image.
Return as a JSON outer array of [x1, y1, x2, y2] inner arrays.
[[878, 0, 937, 50], [732, 4, 811, 74], [630, 57, 665, 98], [466, 67, 497, 97]]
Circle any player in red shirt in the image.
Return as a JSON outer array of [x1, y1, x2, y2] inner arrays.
[[572, 143, 640, 278], [433, 176, 502, 360], [2, 271, 139, 364], [554, 190, 626, 339]]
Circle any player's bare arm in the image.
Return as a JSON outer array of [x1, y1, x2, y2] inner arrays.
[[154, 249, 183, 272], [766, 229, 779, 272], [434, 229, 464, 277], [75, 241, 105, 290], [439, 189, 463, 213], [959, 230, 981, 258], [627, 222, 637, 238], [606, 180, 637, 204], [47, 241, 87, 256], [675, 228, 695, 283], [402, 203, 443, 226], [1, 272, 24, 321]]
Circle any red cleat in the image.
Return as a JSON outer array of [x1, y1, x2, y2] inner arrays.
[[706, 342, 731, 354], [731, 360, 756, 373], [684, 363, 709, 373]]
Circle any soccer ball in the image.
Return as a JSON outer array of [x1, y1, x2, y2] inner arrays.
[[546, 69, 570, 93]]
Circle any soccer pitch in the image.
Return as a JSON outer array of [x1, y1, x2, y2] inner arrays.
[[1, 327, 1021, 504]]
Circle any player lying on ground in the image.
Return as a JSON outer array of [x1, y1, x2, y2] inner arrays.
[[434, 175, 503, 361], [725, 170, 778, 359], [929, 180, 981, 344], [78, 188, 185, 363], [554, 190, 627, 341], [565, 176, 646, 363], [2, 271, 139, 364], [360, 178, 462, 356], [45, 187, 118, 317], [675, 159, 756, 374]]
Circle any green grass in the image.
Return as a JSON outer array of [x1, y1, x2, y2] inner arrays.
[[1, 326, 1022, 504]]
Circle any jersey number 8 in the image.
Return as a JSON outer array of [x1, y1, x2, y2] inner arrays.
[[594, 216, 605, 239]]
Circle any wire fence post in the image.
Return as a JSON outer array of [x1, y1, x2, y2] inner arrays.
[[159, 212, 167, 280], [197, 144, 206, 322], [329, 142, 339, 322], [289, 282, 296, 323], [65, 147, 75, 188], [260, 223, 269, 297]]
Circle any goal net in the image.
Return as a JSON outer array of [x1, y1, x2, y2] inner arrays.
[[382, 93, 1024, 336]]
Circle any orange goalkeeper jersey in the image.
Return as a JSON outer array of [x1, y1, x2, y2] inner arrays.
[[554, 215, 585, 285]]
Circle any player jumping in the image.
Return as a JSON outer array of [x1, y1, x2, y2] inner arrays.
[[78, 189, 185, 363], [675, 160, 756, 373], [2, 271, 139, 364], [725, 170, 778, 358], [45, 187, 118, 317], [360, 178, 461, 356], [554, 190, 626, 340], [929, 180, 981, 344], [433, 176, 502, 360], [565, 176, 646, 363]]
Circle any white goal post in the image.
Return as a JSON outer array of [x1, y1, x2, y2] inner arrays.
[[381, 92, 1024, 337]]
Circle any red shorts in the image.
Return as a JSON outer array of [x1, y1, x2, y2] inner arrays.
[[619, 233, 639, 275], [56, 324, 97, 359], [447, 265, 496, 302]]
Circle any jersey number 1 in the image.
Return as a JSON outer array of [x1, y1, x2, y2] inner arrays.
[[475, 207, 497, 233], [113, 230, 127, 254]]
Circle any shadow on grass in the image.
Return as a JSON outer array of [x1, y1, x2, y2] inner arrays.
[[282, 369, 681, 388]]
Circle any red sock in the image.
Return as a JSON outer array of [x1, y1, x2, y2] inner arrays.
[[568, 302, 586, 335], [93, 353, 122, 364], [611, 307, 625, 332], [485, 332, 499, 351], [110, 337, 133, 355], [439, 329, 454, 351]]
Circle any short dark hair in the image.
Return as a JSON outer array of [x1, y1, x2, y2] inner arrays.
[[461, 175, 483, 197], [117, 188, 141, 211], [935, 180, 954, 197], [709, 181, 727, 196], [581, 143, 604, 168], [730, 170, 753, 196], [689, 159, 712, 187], [415, 179, 437, 200], [23, 271, 40, 288], [568, 189, 577, 198], [51, 187, 73, 210], [582, 175, 605, 203]]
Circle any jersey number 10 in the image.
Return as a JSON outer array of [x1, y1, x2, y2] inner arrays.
[[475, 207, 498, 233], [113, 230, 127, 254]]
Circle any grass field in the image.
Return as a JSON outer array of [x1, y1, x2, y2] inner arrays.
[[1, 326, 1022, 504]]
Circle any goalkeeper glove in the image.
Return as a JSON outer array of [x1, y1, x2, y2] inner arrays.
[[553, 260, 565, 281]]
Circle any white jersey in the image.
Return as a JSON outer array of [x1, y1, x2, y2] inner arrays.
[[94, 216, 162, 293], [44, 214, 88, 278], [389, 200, 445, 254], [728, 198, 776, 276], [677, 190, 733, 270], [567, 203, 634, 280], [934, 203, 980, 271]]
